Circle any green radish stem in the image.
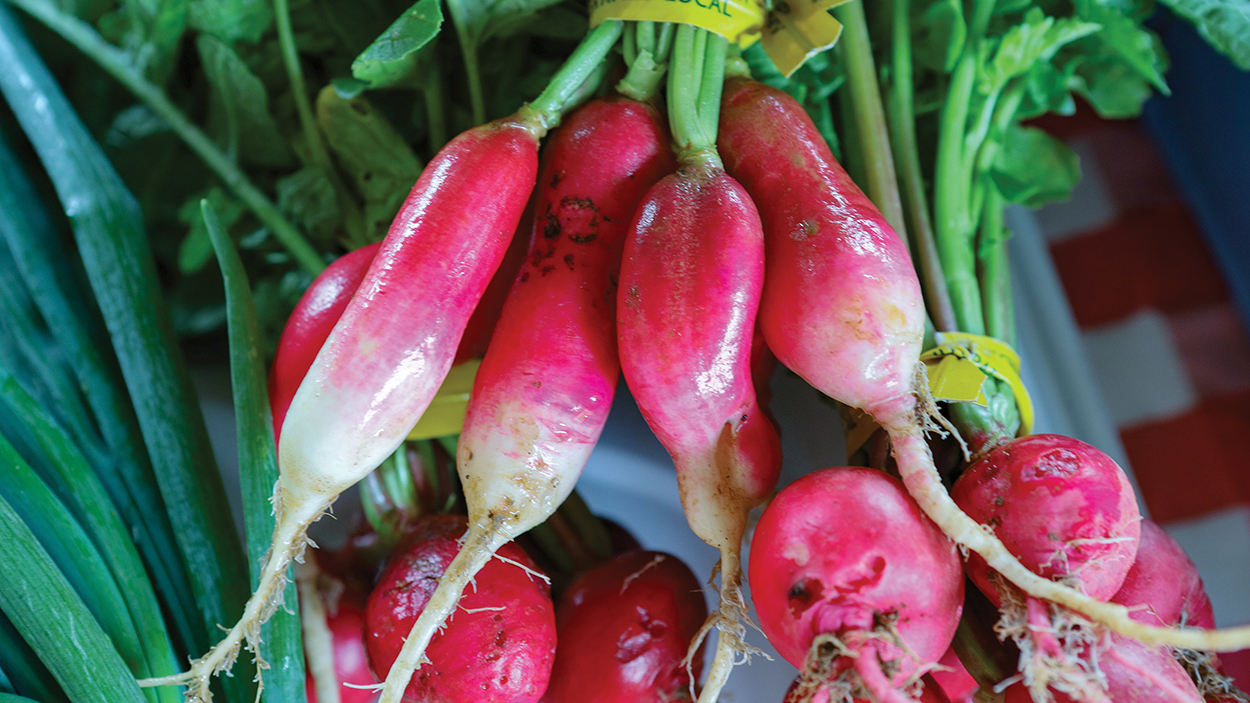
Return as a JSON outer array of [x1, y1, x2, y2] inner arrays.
[[885, 0, 956, 332], [834, 0, 908, 244], [618, 22, 675, 103]]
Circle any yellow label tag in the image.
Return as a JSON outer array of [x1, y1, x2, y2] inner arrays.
[[760, 0, 847, 76], [590, 0, 767, 46], [588, 0, 845, 76], [921, 332, 1035, 436], [407, 359, 480, 441], [846, 334, 1035, 456]]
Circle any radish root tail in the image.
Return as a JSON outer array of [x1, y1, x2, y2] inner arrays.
[[880, 379, 1250, 653], [375, 520, 510, 703], [991, 576, 1109, 703], [138, 496, 328, 702], [788, 617, 929, 703], [1175, 646, 1248, 702], [688, 548, 764, 703]]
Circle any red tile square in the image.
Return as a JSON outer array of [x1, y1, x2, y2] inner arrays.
[[1120, 389, 1250, 523], [1169, 303, 1250, 398], [1049, 203, 1229, 327]]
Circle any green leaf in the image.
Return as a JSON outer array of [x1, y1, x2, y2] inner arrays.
[[1075, 0, 1170, 91], [1157, 0, 1250, 69], [0, 133, 206, 659], [981, 9, 1101, 93], [0, 373, 183, 703], [1016, 59, 1078, 119], [197, 35, 293, 168], [177, 187, 246, 274], [351, 0, 443, 88], [989, 124, 1081, 207], [316, 87, 422, 242], [202, 201, 306, 703], [0, 611, 68, 703], [912, 0, 966, 72], [0, 10, 253, 701], [446, 0, 564, 55], [0, 429, 154, 697], [1065, 42, 1157, 117], [277, 167, 341, 245], [187, 0, 272, 44], [0, 485, 148, 703]]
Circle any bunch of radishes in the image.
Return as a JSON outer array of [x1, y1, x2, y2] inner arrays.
[[144, 18, 1250, 703]]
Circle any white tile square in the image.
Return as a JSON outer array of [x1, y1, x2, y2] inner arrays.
[[1164, 505, 1250, 627], [1081, 310, 1198, 427]]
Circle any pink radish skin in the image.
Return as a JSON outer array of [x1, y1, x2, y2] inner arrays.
[[716, 77, 1250, 654], [1002, 634, 1203, 703], [145, 117, 543, 703], [364, 515, 556, 703], [617, 150, 782, 700], [269, 242, 381, 441], [1111, 519, 1215, 629], [750, 467, 964, 703], [951, 435, 1141, 607], [950, 435, 1140, 703], [377, 97, 674, 703], [785, 674, 953, 703]]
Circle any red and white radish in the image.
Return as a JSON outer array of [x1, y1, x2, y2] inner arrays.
[[751, 467, 964, 703], [364, 515, 556, 703], [142, 23, 626, 702], [374, 93, 673, 703], [545, 550, 708, 702], [297, 559, 377, 703], [716, 76, 1250, 654], [268, 242, 381, 440], [617, 28, 782, 702], [950, 434, 1140, 703]]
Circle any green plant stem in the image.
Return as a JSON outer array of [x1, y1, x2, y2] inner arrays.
[[886, 0, 955, 332], [618, 21, 673, 103], [933, 0, 998, 334], [525, 20, 623, 134], [7, 0, 326, 275], [451, 20, 487, 126], [834, 0, 908, 245], [696, 31, 728, 143], [979, 190, 1014, 344], [273, 0, 367, 249], [667, 24, 719, 160]]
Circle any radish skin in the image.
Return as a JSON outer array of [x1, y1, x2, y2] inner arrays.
[[375, 95, 673, 703], [751, 467, 964, 703], [269, 242, 381, 441], [716, 77, 1250, 654], [617, 151, 782, 702]]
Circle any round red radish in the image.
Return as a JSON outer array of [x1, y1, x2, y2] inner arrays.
[[1002, 633, 1203, 703], [364, 515, 555, 703], [950, 435, 1141, 607], [930, 648, 979, 703], [750, 467, 964, 700], [1111, 519, 1214, 629], [784, 672, 955, 702], [545, 550, 708, 703]]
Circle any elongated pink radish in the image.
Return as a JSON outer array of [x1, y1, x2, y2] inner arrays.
[[374, 94, 673, 703], [716, 76, 1250, 654], [616, 28, 781, 703], [752, 467, 964, 703], [269, 242, 382, 440], [139, 24, 626, 702], [950, 435, 1140, 702]]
